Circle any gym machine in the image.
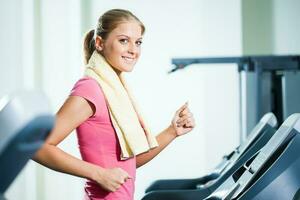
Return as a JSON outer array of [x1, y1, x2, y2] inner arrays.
[[142, 55, 300, 200], [142, 113, 277, 200], [169, 55, 300, 140], [0, 91, 54, 199], [206, 113, 300, 200]]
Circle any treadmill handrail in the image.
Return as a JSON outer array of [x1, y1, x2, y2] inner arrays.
[[222, 113, 300, 199], [169, 55, 300, 73]]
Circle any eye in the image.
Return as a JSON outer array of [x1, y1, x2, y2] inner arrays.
[[136, 40, 143, 46], [119, 38, 129, 44]]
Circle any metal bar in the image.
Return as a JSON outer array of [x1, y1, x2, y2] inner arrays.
[[254, 64, 263, 123], [170, 55, 300, 73]]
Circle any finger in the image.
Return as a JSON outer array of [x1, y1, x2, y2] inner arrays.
[[114, 183, 121, 190], [182, 126, 193, 132], [177, 118, 187, 127], [123, 171, 131, 179], [178, 119, 189, 127], [120, 168, 131, 180], [177, 116, 193, 126], [176, 113, 193, 124], [123, 174, 131, 182], [115, 175, 124, 185], [184, 123, 194, 128], [126, 175, 132, 179], [184, 119, 196, 128], [179, 106, 190, 117], [178, 103, 190, 117], [110, 183, 120, 192], [175, 102, 188, 115], [117, 167, 129, 176]]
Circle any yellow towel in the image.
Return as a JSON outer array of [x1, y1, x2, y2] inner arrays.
[[85, 51, 158, 160]]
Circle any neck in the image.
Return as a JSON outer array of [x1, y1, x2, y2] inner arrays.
[[113, 68, 122, 76]]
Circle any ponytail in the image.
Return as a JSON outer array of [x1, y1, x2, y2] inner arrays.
[[83, 9, 146, 64], [83, 29, 95, 64]]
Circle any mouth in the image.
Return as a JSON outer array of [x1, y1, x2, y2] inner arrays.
[[122, 56, 135, 63]]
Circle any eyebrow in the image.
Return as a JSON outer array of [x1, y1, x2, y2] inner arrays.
[[117, 34, 143, 40]]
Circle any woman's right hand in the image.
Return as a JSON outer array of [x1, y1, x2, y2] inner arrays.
[[93, 167, 131, 192]]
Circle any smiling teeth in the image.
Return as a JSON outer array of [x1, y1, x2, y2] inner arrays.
[[122, 56, 134, 61]]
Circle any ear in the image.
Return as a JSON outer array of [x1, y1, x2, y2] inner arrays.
[[95, 36, 104, 51]]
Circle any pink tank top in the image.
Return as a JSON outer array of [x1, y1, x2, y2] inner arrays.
[[70, 77, 136, 200]]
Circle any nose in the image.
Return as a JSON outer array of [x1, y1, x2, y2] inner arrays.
[[128, 42, 138, 55]]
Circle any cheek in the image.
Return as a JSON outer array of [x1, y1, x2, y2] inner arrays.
[[104, 41, 120, 54], [104, 46, 120, 61], [136, 48, 141, 58]]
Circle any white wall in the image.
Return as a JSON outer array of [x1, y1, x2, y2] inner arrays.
[[0, 0, 248, 200], [273, 0, 300, 54], [241, 0, 273, 55], [241, 0, 300, 55], [38, 0, 84, 199], [0, 0, 23, 97]]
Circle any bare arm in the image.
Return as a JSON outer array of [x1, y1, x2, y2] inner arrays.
[[136, 125, 177, 168], [136, 102, 195, 168], [33, 96, 96, 178], [33, 96, 130, 192]]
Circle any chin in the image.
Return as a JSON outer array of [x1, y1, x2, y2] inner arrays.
[[123, 67, 134, 72], [121, 63, 135, 72]]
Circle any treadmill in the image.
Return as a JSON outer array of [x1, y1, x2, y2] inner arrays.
[[0, 91, 54, 199], [206, 113, 300, 200], [142, 113, 277, 200]]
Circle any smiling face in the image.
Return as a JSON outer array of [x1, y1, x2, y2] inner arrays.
[[96, 21, 143, 73]]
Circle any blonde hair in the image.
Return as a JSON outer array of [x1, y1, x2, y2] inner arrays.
[[83, 9, 145, 64]]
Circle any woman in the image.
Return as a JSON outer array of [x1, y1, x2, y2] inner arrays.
[[34, 9, 195, 200]]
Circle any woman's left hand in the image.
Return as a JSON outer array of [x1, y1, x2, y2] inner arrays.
[[171, 102, 195, 137]]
